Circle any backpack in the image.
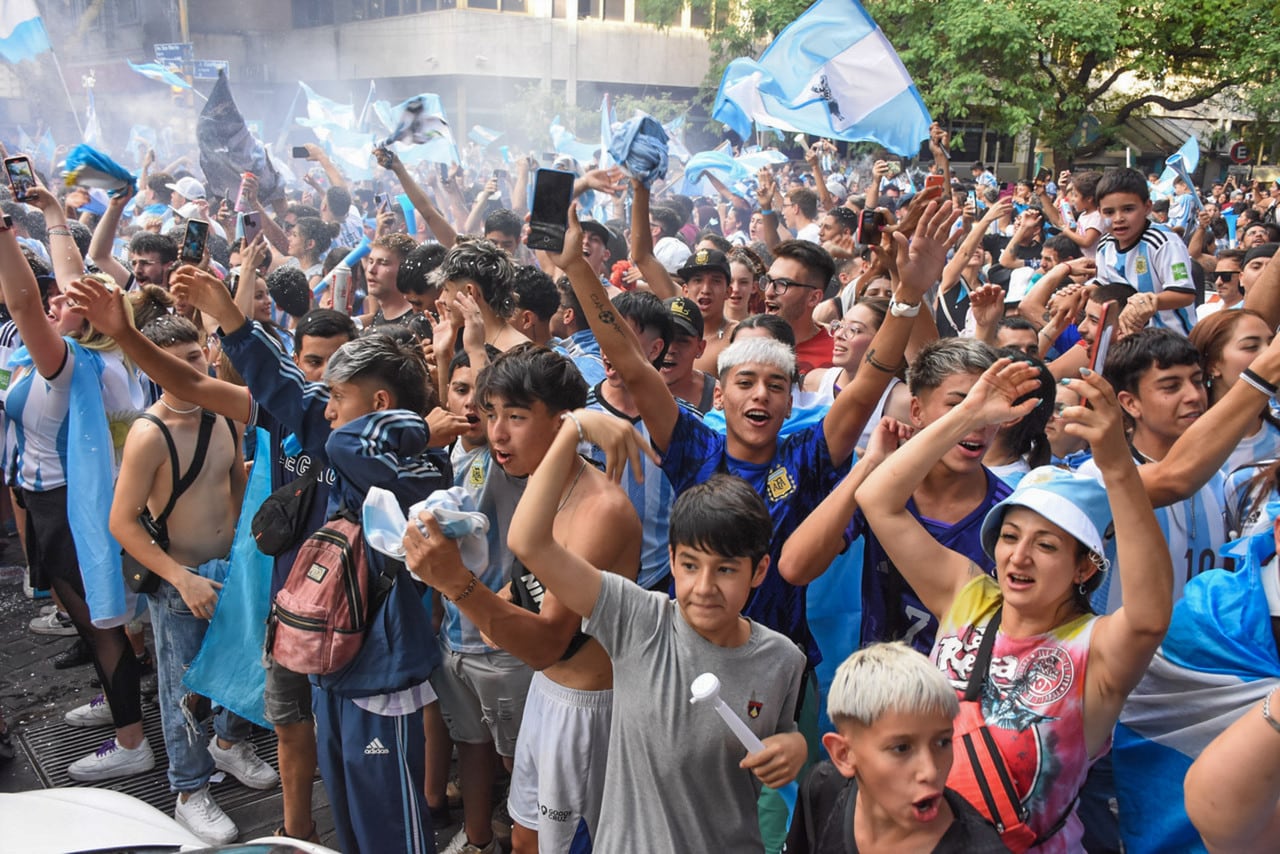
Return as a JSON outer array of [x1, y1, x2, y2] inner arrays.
[[251, 465, 321, 556], [267, 511, 391, 675]]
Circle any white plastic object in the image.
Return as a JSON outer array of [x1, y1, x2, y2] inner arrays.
[[689, 672, 765, 753]]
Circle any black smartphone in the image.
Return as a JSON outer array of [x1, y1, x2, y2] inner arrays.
[[438, 163, 450, 182], [494, 169, 508, 181], [856, 210, 882, 246], [291, 146, 309, 159], [180, 219, 210, 265], [239, 211, 263, 246], [375, 192, 391, 213], [4, 156, 36, 202], [526, 168, 576, 252]]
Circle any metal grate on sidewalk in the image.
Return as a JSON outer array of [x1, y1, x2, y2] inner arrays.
[[15, 701, 281, 813]]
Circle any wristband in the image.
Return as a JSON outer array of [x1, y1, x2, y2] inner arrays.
[[759, 209, 775, 217], [1240, 368, 1278, 398], [888, 296, 920, 318], [47, 226, 71, 237]]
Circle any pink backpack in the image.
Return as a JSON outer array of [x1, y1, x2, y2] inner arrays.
[[267, 514, 373, 675]]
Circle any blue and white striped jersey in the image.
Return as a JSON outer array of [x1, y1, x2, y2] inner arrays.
[[1095, 222, 1196, 334]]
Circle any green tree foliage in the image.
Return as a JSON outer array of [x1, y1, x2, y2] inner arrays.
[[638, 0, 1280, 161]]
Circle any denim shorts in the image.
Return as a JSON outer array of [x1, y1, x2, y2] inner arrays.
[[263, 651, 313, 726]]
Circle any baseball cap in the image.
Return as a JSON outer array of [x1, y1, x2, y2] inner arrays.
[[979, 466, 1113, 565], [1244, 243, 1279, 265], [166, 176, 206, 200], [664, 296, 704, 339], [677, 248, 731, 283], [579, 218, 614, 246]]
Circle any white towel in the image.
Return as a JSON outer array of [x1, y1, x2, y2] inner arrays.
[[362, 486, 490, 579]]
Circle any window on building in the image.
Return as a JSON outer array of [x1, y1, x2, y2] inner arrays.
[[469, 0, 500, 9], [501, 0, 528, 10], [72, 0, 139, 27], [578, 0, 602, 18], [602, 0, 625, 20]]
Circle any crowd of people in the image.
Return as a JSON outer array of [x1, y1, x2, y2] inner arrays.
[[0, 122, 1279, 854]]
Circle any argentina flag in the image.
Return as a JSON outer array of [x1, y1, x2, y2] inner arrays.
[[713, 0, 931, 155], [0, 0, 51, 64]]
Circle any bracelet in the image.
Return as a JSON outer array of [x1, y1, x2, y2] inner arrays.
[[445, 573, 479, 603], [561, 411, 585, 443], [1240, 368, 1278, 398], [47, 226, 71, 237], [888, 296, 920, 318], [1264, 688, 1280, 735], [759, 209, 775, 217]]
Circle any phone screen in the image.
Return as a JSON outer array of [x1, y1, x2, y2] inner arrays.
[[856, 210, 881, 246], [527, 169, 576, 252], [375, 193, 390, 213], [240, 212, 263, 246], [5, 157, 35, 201], [181, 220, 210, 264], [291, 146, 309, 159], [1088, 301, 1118, 374]]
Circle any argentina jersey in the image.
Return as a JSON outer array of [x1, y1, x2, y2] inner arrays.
[[584, 383, 691, 591], [1095, 221, 1196, 334], [1080, 457, 1228, 614]]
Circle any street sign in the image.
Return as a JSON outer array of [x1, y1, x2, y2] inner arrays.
[[1229, 141, 1250, 165], [194, 60, 229, 81], [154, 42, 193, 66]]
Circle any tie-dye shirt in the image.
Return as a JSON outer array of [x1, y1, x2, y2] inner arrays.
[[931, 575, 1099, 854]]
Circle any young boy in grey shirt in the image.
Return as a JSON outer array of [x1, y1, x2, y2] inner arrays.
[[484, 409, 806, 852]]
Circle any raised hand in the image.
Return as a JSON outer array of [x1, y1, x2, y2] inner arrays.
[[968, 283, 1006, 333], [171, 265, 238, 324], [454, 289, 486, 354], [892, 200, 960, 299], [569, 408, 660, 483], [546, 202, 587, 273], [1058, 368, 1126, 462], [863, 416, 914, 467], [65, 276, 128, 338], [962, 358, 1043, 428]]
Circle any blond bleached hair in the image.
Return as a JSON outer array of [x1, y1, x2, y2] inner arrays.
[[827, 642, 959, 727]]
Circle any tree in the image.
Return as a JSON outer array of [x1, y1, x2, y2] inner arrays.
[[637, 0, 1280, 165]]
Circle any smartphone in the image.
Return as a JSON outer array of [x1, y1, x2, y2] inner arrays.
[[856, 210, 882, 246], [886, 161, 902, 177], [291, 146, 309, 159], [4, 156, 36, 202], [180, 219, 210, 265], [494, 169, 507, 181], [967, 190, 978, 209], [239, 211, 263, 246], [1088, 300, 1119, 374], [375, 192, 391, 213], [526, 168, 576, 252], [924, 174, 946, 192], [438, 163, 450, 182]]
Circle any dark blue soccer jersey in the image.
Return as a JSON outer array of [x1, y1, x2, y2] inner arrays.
[[850, 468, 1010, 654], [660, 408, 852, 668]]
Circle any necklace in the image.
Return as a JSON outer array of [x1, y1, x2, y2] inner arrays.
[[157, 396, 200, 415], [557, 459, 588, 513]]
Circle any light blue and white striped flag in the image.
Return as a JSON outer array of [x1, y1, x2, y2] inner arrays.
[[469, 125, 503, 148], [0, 0, 51, 64], [713, 0, 932, 156], [127, 59, 191, 90]]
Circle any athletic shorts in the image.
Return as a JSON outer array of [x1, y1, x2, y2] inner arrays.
[[428, 637, 532, 756], [263, 652, 313, 726], [507, 671, 612, 851]]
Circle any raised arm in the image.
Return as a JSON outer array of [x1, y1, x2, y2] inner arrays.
[[552, 204, 681, 452], [1072, 370, 1172, 755], [823, 199, 960, 466], [26, 186, 85, 289], [462, 176, 498, 237], [629, 180, 678, 299], [941, 200, 1008, 292], [301, 143, 347, 191], [1139, 333, 1280, 507], [779, 417, 913, 585], [0, 226, 66, 378], [806, 145, 833, 212], [756, 168, 782, 251], [1244, 247, 1280, 329], [854, 359, 1041, 617], [66, 277, 252, 422], [87, 191, 133, 289]]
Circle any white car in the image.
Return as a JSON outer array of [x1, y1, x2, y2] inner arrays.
[[0, 787, 340, 853]]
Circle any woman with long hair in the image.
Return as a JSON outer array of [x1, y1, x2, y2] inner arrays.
[[1, 188, 151, 783]]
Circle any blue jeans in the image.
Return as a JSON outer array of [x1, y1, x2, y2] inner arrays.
[[146, 557, 252, 793]]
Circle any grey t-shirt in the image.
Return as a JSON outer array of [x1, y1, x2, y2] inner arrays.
[[585, 571, 806, 853]]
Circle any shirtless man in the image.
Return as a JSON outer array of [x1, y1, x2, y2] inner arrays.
[[109, 315, 277, 844]]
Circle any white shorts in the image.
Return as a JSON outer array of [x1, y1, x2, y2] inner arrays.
[[428, 637, 533, 756], [507, 671, 612, 852]]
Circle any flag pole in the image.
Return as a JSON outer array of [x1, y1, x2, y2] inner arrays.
[[47, 49, 84, 139]]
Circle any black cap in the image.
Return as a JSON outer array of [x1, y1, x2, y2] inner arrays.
[[579, 218, 614, 246], [1245, 243, 1279, 266], [664, 296, 704, 339], [676, 247, 731, 283]]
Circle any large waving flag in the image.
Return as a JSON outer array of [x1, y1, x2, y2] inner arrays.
[[713, 0, 932, 155], [469, 125, 502, 148], [296, 81, 355, 141], [374, 93, 459, 165], [127, 59, 191, 90], [198, 70, 284, 201], [0, 0, 51, 64], [548, 115, 599, 165], [1153, 136, 1199, 198]]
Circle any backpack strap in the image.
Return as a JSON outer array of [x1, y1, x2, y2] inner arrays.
[[963, 605, 1002, 702], [152, 409, 218, 527]]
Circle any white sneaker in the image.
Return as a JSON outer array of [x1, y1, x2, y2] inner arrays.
[[29, 610, 76, 636], [174, 785, 238, 845], [443, 828, 498, 854], [207, 737, 279, 790], [39, 603, 56, 616], [64, 694, 113, 727], [67, 736, 155, 782]]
